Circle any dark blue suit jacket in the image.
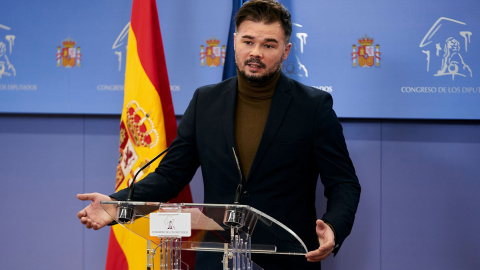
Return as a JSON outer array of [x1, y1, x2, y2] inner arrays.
[[113, 73, 360, 269]]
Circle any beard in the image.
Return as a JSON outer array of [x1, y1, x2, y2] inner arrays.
[[236, 56, 283, 85]]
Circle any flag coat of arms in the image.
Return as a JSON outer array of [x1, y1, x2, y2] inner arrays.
[[106, 0, 193, 269]]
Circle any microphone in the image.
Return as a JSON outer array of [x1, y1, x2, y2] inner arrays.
[[223, 147, 245, 228], [117, 147, 169, 223], [232, 147, 243, 204]]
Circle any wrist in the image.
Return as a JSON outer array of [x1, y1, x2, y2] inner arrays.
[[322, 219, 340, 253], [323, 220, 336, 240]]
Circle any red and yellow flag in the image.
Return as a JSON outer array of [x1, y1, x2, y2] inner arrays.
[[106, 0, 193, 269]]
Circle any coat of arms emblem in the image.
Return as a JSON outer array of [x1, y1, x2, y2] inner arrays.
[[57, 37, 81, 68], [200, 37, 225, 67], [352, 35, 381, 67]]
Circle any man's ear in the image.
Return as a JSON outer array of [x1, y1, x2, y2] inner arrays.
[[283, 42, 292, 60], [233, 33, 237, 50]]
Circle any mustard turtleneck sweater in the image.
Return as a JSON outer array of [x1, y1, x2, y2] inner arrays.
[[234, 70, 281, 180]]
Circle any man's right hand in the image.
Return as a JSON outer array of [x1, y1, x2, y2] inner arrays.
[[77, 193, 116, 230]]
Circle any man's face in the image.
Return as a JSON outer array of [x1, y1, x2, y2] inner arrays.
[[234, 20, 291, 84]]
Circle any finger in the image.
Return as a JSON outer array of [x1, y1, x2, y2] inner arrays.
[[306, 254, 329, 262], [306, 246, 328, 257], [318, 240, 335, 253], [81, 217, 95, 229], [306, 242, 335, 256], [82, 219, 91, 228], [77, 209, 86, 219], [85, 219, 93, 229], [316, 219, 326, 226], [306, 253, 328, 262], [305, 247, 333, 262], [93, 222, 103, 230], [315, 219, 328, 233], [80, 216, 89, 225], [77, 193, 94, 201]]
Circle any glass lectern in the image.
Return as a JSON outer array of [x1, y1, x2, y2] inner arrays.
[[101, 201, 308, 270]]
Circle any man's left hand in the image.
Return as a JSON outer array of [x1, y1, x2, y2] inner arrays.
[[305, 219, 335, 262]]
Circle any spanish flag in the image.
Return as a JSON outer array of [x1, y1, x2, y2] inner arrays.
[[222, 0, 245, 80], [105, 0, 193, 269]]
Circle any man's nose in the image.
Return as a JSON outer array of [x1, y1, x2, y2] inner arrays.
[[250, 45, 263, 58]]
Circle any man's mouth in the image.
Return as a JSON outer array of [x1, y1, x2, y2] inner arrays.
[[245, 59, 266, 70]]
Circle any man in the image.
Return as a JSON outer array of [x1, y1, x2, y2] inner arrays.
[[77, 0, 360, 269]]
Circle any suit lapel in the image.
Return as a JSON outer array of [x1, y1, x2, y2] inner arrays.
[[247, 73, 292, 181]]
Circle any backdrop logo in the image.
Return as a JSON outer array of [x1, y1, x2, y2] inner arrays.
[[283, 22, 309, 78], [113, 22, 129, 72], [0, 24, 16, 80], [419, 17, 473, 80], [352, 35, 381, 67], [57, 37, 81, 68], [200, 36, 225, 67]]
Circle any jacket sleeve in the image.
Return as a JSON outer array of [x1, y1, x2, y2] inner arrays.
[[313, 92, 361, 254]]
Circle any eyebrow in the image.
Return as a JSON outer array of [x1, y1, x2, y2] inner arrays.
[[241, 35, 279, 44]]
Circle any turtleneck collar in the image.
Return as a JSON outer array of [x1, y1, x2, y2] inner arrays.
[[237, 68, 281, 100]]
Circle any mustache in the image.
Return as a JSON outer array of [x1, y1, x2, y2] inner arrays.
[[244, 58, 266, 68]]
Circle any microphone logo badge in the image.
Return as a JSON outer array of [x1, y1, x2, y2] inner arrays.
[[165, 217, 176, 230], [224, 207, 245, 228]]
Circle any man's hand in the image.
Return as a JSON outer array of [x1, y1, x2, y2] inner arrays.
[[77, 193, 115, 230], [305, 219, 335, 262]]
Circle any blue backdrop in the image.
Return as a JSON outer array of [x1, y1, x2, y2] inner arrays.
[[1, 0, 479, 118]]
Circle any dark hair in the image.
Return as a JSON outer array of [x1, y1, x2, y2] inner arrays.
[[235, 0, 292, 43]]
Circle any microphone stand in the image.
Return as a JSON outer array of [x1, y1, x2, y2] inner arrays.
[[223, 147, 246, 228]]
